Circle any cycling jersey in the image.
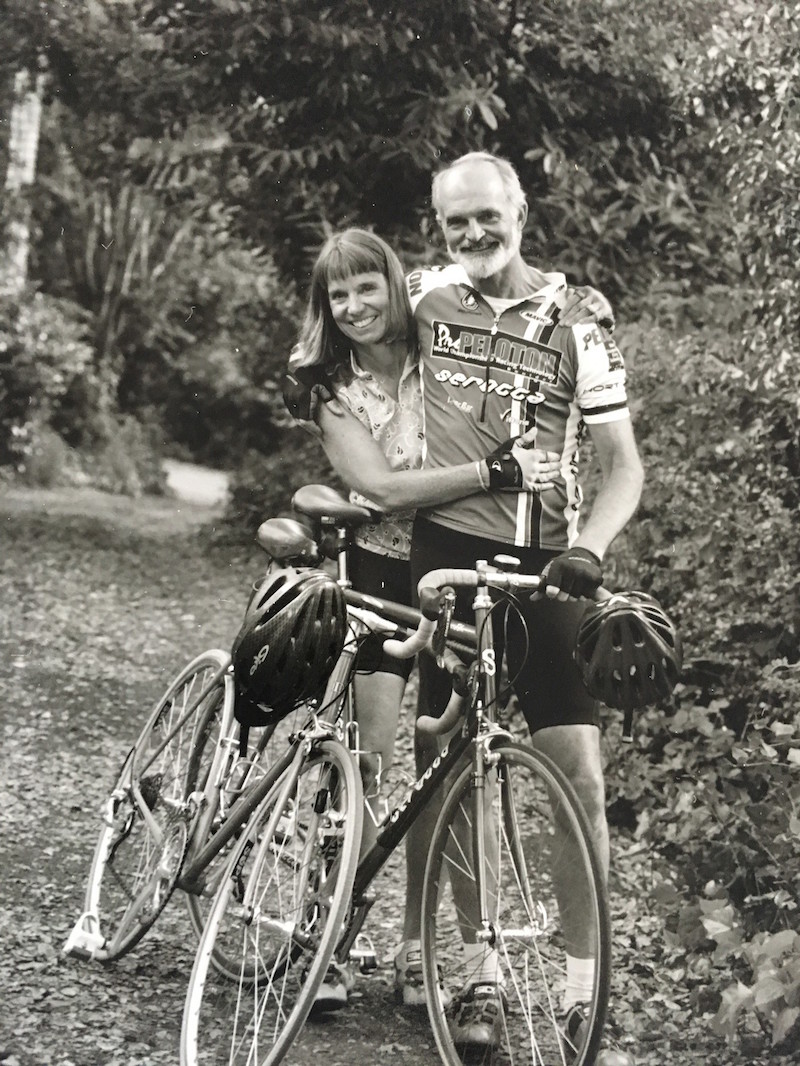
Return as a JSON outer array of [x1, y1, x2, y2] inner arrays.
[[406, 263, 630, 551]]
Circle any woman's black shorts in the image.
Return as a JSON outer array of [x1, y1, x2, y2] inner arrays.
[[350, 545, 415, 681]]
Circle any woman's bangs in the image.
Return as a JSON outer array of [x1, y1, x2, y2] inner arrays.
[[324, 243, 380, 285]]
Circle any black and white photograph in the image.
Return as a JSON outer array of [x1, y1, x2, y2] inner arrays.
[[1, 3, 797, 1065]]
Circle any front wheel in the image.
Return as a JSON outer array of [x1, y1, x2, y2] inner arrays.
[[421, 740, 610, 1066], [181, 737, 363, 1066]]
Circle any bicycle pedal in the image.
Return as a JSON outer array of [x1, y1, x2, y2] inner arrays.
[[350, 934, 379, 974], [186, 790, 205, 813], [63, 912, 105, 960]]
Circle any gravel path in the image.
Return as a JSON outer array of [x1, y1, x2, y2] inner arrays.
[[0, 485, 772, 1066]]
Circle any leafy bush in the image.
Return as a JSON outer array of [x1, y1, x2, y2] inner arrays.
[[32, 146, 301, 467], [0, 291, 96, 465], [601, 289, 800, 1053], [221, 428, 340, 543], [85, 414, 166, 497], [17, 423, 74, 488]]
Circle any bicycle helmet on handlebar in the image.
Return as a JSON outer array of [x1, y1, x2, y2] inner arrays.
[[231, 566, 347, 723], [575, 591, 682, 712]]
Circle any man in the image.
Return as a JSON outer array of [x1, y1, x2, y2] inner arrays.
[[282, 152, 640, 1061], [403, 151, 642, 1065]]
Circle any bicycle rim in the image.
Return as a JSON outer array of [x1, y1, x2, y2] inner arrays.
[[421, 740, 610, 1066], [85, 650, 231, 961], [181, 737, 363, 1066], [184, 702, 315, 960]]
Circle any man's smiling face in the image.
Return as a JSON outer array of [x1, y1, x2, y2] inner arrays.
[[437, 162, 525, 281]]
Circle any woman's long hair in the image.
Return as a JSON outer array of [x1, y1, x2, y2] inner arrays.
[[291, 228, 415, 370]]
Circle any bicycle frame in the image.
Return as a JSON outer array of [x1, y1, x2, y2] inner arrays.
[[334, 558, 512, 962], [177, 582, 447, 898]]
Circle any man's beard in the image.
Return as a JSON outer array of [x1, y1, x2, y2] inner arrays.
[[449, 232, 520, 281]]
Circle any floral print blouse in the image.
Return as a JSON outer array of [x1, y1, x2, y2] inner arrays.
[[330, 350, 423, 560]]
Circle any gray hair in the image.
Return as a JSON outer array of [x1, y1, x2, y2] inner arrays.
[[431, 152, 527, 218]]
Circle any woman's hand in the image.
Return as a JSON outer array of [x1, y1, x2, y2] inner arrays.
[[483, 430, 561, 492], [560, 285, 615, 330]]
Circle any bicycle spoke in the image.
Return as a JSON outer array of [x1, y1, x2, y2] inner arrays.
[[422, 741, 610, 1066], [181, 738, 363, 1066], [69, 651, 232, 961]]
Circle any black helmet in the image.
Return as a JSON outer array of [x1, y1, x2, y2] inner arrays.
[[575, 591, 682, 711], [231, 567, 347, 721]]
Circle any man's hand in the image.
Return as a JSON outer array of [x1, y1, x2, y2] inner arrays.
[[281, 365, 334, 423], [534, 547, 603, 601], [484, 437, 562, 492], [560, 286, 615, 331]]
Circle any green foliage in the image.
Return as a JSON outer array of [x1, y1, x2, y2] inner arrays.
[[0, 291, 96, 464], [222, 427, 339, 542], [13, 0, 732, 295], [28, 139, 301, 467], [605, 691, 800, 1051], [600, 288, 800, 1052], [628, 12, 800, 1044], [86, 413, 167, 497], [0, 291, 167, 493], [676, 3, 800, 363], [3, 0, 755, 472], [18, 423, 74, 487]]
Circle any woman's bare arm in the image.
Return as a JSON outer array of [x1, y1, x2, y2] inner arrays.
[[317, 403, 483, 509], [317, 404, 560, 509]]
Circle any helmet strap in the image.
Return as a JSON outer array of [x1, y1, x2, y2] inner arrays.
[[622, 707, 634, 743]]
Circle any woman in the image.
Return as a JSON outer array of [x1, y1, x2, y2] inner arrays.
[[285, 227, 611, 1010], [288, 229, 555, 794]]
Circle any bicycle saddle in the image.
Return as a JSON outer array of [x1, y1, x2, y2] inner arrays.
[[257, 517, 318, 561], [292, 484, 374, 524]]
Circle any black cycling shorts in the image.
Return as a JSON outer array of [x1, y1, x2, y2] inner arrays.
[[410, 516, 599, 733], [349, 545, 415, 681]]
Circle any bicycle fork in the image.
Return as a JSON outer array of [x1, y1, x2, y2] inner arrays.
[[473, 738, 549, 951]]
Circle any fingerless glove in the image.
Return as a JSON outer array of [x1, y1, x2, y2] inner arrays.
[[484, 440, 523, 490], [539, 547, 603, 598], [281, 365, 333, 422]]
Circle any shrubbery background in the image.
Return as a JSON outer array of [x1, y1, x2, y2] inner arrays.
[[2, 0, 799, 1052]]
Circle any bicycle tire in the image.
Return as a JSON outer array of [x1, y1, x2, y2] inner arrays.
[[181, 736, 363, 1066], [83, 649, 233, 962], [421, 740, 611, 1066], [183, 703, 312, 969]]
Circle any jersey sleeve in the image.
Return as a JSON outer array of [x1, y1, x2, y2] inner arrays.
[[570, 323, 630, 424], [406, 263, 469, 313]]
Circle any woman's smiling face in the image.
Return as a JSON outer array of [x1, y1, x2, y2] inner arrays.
[[327, 271, 391, 347]]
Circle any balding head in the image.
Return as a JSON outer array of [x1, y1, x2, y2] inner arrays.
[[432, 152, 527, 220]]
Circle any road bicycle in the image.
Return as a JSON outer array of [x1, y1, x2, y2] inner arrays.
[[62, 483, 449, 964], [177, 486, 611, 1066]]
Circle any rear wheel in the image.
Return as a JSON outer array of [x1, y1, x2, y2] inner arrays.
[[181, 737, 363, 1066], [84, 650, 232, 961], [422, 740, 610, 1066], [183, 703, 312, 972]]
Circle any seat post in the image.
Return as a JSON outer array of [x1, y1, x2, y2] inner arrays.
[[325, 520, 352, 588]]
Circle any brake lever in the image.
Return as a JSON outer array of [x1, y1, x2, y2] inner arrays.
[[431, 586, 456, 667]]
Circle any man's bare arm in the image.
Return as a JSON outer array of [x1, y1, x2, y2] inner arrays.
[[573, 418, 645, 560]]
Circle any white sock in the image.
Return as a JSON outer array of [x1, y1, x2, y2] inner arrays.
[[395, 939, 420, 966], [462, 941, 502, 984], [564, 955, 595, 1011]]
